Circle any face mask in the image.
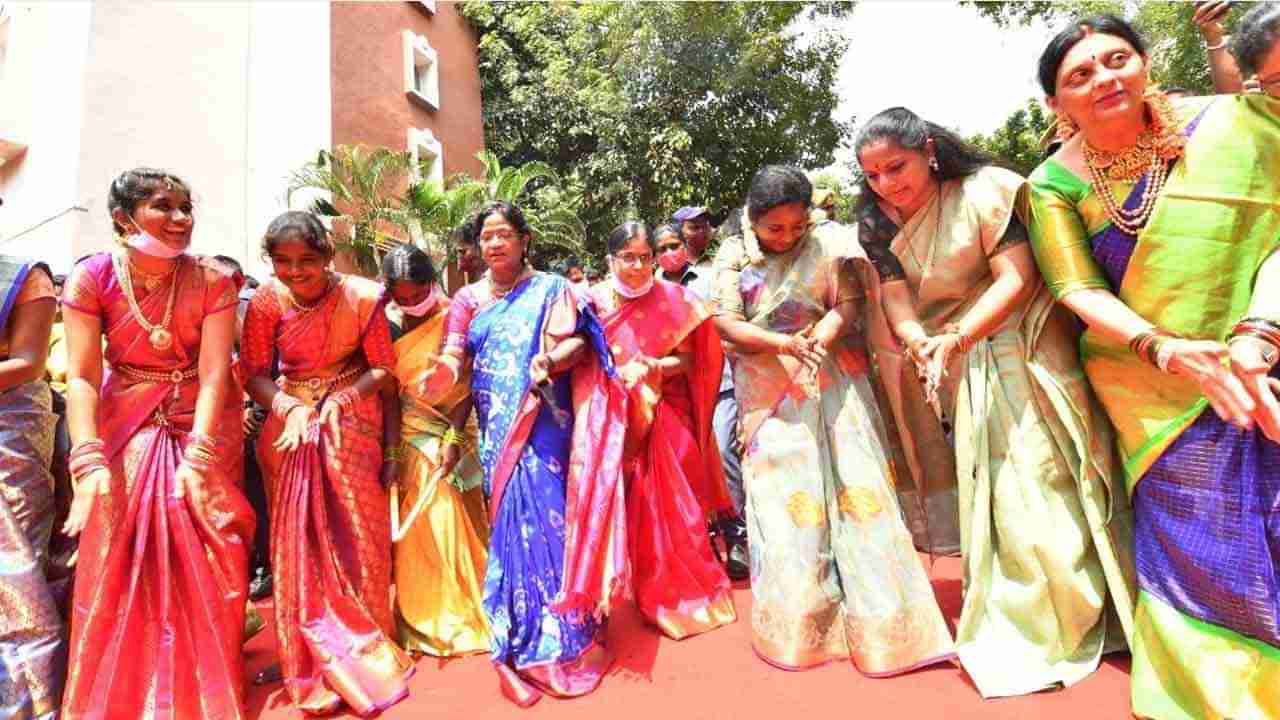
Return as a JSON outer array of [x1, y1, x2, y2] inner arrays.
[[657, 246, 689, 275], [609, 271, 653, 299], [396, 284, 443, 317], [125, 227, 185, 259]]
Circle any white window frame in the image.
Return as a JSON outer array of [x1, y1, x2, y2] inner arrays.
[[408, 126, 444, 185], [402, 30, 439, 110]]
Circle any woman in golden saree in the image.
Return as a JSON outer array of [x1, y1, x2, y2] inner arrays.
[[381, 243, 490, 657], [855, 107, 1135, 698]]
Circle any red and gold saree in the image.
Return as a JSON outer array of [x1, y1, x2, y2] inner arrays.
[[241, 274, 412, 716], [60, 252, 252, 720], [587, 279, 736, 639]]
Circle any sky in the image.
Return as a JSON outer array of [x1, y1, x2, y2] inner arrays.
[[808, 1, 1057, 179]]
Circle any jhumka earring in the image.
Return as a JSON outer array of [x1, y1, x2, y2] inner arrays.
[[1054, 113, 1078, 142], [928, 156, 940, 172]]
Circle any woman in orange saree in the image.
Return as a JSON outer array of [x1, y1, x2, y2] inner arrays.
[[60, 169, 252, 720], [381, 244, 490, 657], [587, 222, 736, 639], [241, 212, 412, 716]]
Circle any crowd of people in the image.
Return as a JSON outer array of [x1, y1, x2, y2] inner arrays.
[[1, 6, 1279, 720]]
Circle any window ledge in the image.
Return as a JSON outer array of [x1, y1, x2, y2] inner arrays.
[[406, 88, 438, 112]]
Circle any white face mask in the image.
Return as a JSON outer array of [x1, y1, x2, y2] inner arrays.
[[395, 283, 443, 317], [125, 227, 186, 259], [609, 271, 653, 299]]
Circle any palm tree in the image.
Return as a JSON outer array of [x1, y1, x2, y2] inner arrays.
[[287, 145, 412, 275]]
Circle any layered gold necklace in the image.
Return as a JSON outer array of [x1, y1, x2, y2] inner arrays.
[[1082, 130, 1170, 236], [112, 250, 179, 351], [285, 274, 336, 315]]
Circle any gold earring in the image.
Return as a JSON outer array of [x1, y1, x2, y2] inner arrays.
[[1054, 112, 1078, 142]]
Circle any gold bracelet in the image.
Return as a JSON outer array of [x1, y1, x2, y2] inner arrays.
[[441, 427, 461, 447], [383, 445, 405, 463]]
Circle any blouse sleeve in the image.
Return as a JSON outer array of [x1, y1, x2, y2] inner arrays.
[[361, 304, 396, 371], [240, 286, 281, 379], [987, 215, 1031, 257], [61, 260, 102, 316], [15, 266, 56, 306], [1024, 175, 1110, 300], [540, 284, 579, 349], [442, 288, 477, 357], [710, 235, 748, 318], [202, 264, 239, 316]]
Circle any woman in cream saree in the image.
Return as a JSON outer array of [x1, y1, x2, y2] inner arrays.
[[712, 165, 953, 675]]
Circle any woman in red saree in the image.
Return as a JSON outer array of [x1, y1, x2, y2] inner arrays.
[[241, 211, 412, 716], [587, 222, 736, 639], [60, 168, 252, 719]]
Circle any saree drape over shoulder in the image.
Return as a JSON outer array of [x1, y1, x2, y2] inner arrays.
[[587, 279, 736, 640], [1027, 94, 1280, 720], [0, 258, 63, 720], [242, 275, 412, 716], [863, 166, 1136, 698], [60, 252, 251, 720], [390, 302, 491, 657], [711, 220, 953, 675], [442, 272, 627, 705]]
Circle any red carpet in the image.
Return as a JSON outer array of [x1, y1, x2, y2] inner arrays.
[[244, 554, 1133, 719]]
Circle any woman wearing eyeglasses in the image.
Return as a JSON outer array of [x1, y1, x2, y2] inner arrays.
[[587, 221, 737, 641], [711, 165, 953, 676], [419, 201, 629, 706]]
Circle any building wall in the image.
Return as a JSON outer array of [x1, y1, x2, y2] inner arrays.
[[0, 1, 330, 278], [330, 1, 484, 179], [0, 2, 93, 272]]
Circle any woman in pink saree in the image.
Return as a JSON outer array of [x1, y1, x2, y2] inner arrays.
[[586, 222, 736, 639], [241, 211, 412, 716], [60, 169, 252, 719]]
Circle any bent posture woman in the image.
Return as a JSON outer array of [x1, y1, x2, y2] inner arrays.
[[242, 212, 412, 716], [382, 243, 491, 657], [712, 165, 953, 675], [856, 107, 1135, 698]]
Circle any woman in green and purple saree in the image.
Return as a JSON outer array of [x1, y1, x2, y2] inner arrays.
[[1026, 14, 1280, 720]]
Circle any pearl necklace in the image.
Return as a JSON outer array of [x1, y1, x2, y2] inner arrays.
[[1083, 131, 1169, 237], [112, 250, 179, 351]]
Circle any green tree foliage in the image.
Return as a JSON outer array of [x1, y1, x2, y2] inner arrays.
[[965, 1, 1243, 94], [962, 1, 1243, 173], [967, 99, 1055, 177], [287, 145, 412, 275], [458, 0, 855, 262]]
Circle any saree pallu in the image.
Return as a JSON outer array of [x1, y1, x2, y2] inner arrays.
[[445, 272, 625, 705], [711, 220, 953, 675], [243, 275, 411, 716], [60, 252, 252, 720], [870, 167, 1135, 697], [391, 304, 490, 657], [0, 258, 63, 720], [1027, 94, 1280, 720], [589, 279, 736, 640]]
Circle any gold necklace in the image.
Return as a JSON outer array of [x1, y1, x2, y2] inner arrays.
[[286, 274, 335, 314], [489, 266, 531, 298], [128, 258, 174, 292], [113, 250, 179, 351], [1083, 130, 1168, 236], [900, 183, 945, 274]]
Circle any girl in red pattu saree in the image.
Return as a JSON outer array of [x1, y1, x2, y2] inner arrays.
[[60, 169, 253, 720], [587, 222, 736, 639], [241, 212, 412, 716]]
